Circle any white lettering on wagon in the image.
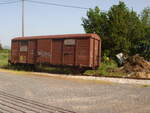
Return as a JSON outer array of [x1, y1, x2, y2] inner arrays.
[[20, 46, 27, 52], [64, 39, 75, 45]]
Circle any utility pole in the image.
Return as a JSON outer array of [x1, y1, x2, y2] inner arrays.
[[22, 0, 24, 37]]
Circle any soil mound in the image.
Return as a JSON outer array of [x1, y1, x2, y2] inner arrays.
[[123, 54, 150, 73], [122, 54, 150, 78]]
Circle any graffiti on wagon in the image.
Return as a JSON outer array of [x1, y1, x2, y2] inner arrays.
[[37, 51, 51, 57]]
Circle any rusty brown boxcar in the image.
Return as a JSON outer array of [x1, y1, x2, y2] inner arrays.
[[10, 34, 101, 68]]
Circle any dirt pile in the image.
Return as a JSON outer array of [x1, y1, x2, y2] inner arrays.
[[122, 54, 150, 78], [123, 54, 150, 73]]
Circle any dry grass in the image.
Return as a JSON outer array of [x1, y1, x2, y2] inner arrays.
[[0, 68, 113, 85]]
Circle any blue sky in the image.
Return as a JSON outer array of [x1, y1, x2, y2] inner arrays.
[[0, 0, 150, 46]]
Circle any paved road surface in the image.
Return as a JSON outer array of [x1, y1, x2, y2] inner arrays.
[[0, 71, 150, 113]]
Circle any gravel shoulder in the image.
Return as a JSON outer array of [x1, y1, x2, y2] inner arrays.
[[0, 69, 150, 113], [0, 68, 150, 86], [34, 72, 150, 85]]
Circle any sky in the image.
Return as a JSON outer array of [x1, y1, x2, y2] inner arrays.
[[0, 0, 150, 47]]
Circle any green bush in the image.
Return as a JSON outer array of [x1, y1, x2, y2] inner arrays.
[[98, 60, 118, 75], [84, 60, 118, 76]]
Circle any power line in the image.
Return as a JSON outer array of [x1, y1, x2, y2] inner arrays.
[[0, 0, 89, 10], [0, 0, 20, 4], [26, 0, 89, 10], [0, 0, 17, 2], [0, 0, 89, 37]]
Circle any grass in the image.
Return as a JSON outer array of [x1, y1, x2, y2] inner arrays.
[[142, 84, 150, 87], [0, 49, 81, 74], [84, 60, 125, 77], [35, 65, 81, 74], [0, 49, 124, 77], [0, 49, 10, 67], [0, 68, 113, 85]]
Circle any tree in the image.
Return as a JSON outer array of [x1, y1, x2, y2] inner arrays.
[[141, 7, 150, 41], [134, 7, 150, 60], [82, 7, 110, 56], [107, 1, 131, 56], [141, 7, 150, 26], [127, 10, 145, 55], [82, 1, 148, 59]]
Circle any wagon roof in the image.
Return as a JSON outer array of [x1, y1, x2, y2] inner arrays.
[[12, 33, 100, 41]]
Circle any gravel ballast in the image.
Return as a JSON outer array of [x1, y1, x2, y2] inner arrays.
[[34, 72, 150, 85]]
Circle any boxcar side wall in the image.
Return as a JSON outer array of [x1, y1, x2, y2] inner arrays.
[[11, 41, 19, 64], [76, 38, 90, 67], [98, 38, 101, 66], [36, 39, 51, 64], [51, 38, 90, 67], [27, 40, 37, 64], [94, 39, 100, 67], [63, 39, 76, 66], [89, 38, 101, 68], [19, 41, 28, 63], [52, 39, 63, 65], [11, 35, 100, 68], [89, 38, 94, 67]]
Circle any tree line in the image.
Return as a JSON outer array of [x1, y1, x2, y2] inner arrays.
[[82, 1, 150, 60]]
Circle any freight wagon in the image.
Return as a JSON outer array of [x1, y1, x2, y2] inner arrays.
[[10, 34, 101, 69]]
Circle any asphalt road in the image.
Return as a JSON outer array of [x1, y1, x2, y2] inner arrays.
[[0, 71, 150, 113]]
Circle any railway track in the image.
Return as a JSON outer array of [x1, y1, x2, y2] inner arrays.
[[0, 90, 76, 113]]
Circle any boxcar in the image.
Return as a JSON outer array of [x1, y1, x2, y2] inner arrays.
[[10, 34, 101, 69]]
